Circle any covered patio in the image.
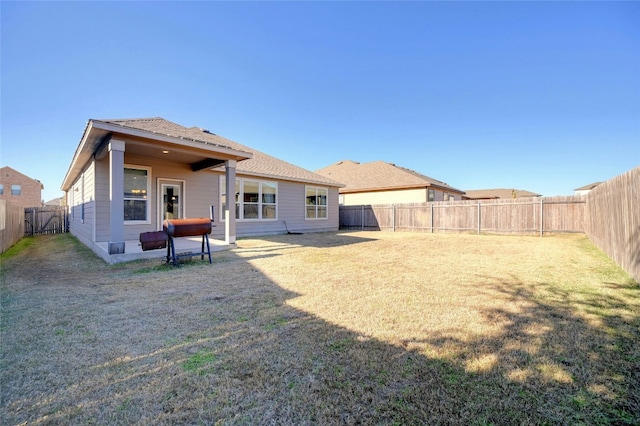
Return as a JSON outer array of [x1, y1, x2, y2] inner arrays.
[[61, 118, 254, 264]]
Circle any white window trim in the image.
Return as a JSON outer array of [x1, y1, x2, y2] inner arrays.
[[305, 186, 328, 221], [220, 176, 278, 222], [124, 164, 152, 225]]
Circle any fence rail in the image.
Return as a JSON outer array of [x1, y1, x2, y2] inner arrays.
[[339, 196, 586, 236], [24, 206, 68, 236]]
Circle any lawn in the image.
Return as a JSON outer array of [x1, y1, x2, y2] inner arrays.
[[1, 232, 638, 425]]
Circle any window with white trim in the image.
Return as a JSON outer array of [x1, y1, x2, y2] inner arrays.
[[428, 189, 435, 202], [124, 166, 150, 222], [11, 185, 21, 196], [305, 186, 327, 220], [0, 184, 4, 195], [221, 177, 277, 220]]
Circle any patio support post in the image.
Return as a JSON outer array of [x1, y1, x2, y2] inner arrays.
[[224, 159, 237, 244], [108, 139, 126, 254]]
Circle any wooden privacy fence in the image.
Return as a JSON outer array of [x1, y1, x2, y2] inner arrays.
[[584, 166, 639, 282], [1, 200, 25, 254], [24, 206, 68, 237], [339, 196, 586, 236]]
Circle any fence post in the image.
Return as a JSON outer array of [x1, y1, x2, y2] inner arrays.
[[361, 205, 364, 231], [540, 198, 544, 237], [392, 204, 396, 232], [430, 203, 434, 233], [477, 201, 481, 235]]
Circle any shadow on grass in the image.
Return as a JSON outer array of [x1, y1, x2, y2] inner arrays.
[[1, 233, 638, 425]]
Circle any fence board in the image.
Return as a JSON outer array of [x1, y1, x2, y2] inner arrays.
[[585, 166, 639, 282], [339, 196, 587, 236], [1, 200, 25, 254]]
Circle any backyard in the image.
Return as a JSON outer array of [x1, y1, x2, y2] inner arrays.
[[1, 231, 638, 425]]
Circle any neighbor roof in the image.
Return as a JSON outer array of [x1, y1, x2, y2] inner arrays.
[[463, 188, 542, 199], [315, 160, 464, 194], [574, 182, 602, 191]]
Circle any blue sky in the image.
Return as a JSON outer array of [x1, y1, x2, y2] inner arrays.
[[2, 1, 639, 202]]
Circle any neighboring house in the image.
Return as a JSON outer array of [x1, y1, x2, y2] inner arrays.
[[0, 166, 44, 208], [61, 117, 341, 263], [574, 182, 602, 196], [315, 160, 465, 205], [45, 197, 66, 207], [463, 189, 542, 200]]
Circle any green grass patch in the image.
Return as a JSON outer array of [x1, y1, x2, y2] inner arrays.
[[182, 350, 217, 375], [0, 236, 37, 261]]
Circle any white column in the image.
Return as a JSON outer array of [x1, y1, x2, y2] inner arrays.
[[225, 159, 237, 244], [108, 139, 126, 254]]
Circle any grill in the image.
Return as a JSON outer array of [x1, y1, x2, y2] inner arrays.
[[162, 218, 213, 265]]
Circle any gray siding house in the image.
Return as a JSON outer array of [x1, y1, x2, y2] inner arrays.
[[61, 117, 341, 263]]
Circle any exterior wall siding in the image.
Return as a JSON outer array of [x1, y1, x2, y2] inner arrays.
[[95, 159, 111, 241], [73, 151, 340, 245], [68, 162, 95, 245], [342, 188, 427, 206], [214, 179, 339, 238], [341, 187, 462, 206], [121, 154, 219, 241]]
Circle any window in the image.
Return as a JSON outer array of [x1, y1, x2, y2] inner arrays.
[[221, 177, 277, 220], [0, 184, 3, 195], [124, 167, 150, 222], [243, 180, 259, 219], [261, 182, 277, 219], [306, 186, 327, 220], [448, 195, 456, 201], [428, 189, 435, 202], [11, 185, 21, 196]]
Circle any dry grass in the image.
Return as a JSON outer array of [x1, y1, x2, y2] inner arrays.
[[1, 232, 638, 425]]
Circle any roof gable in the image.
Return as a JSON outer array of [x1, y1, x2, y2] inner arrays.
[[315, 160, 464, 193], [100, 118, 341, 187], [574, 182, 602, 191], [0, 166, 44, 188]]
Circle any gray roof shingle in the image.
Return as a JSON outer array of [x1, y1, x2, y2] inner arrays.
[[98, 117, 341, 187]]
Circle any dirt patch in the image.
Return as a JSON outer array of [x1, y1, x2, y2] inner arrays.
[[1, 232, 638, 425]]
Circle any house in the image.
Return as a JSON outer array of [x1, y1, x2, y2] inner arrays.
[[315, 160, 465, 205], [61, 117, 342, 263], [574, 182, 602, 196], [44, 197, 66, 207], [0, 166, 44, 208], [462, 189, 542, 200]]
